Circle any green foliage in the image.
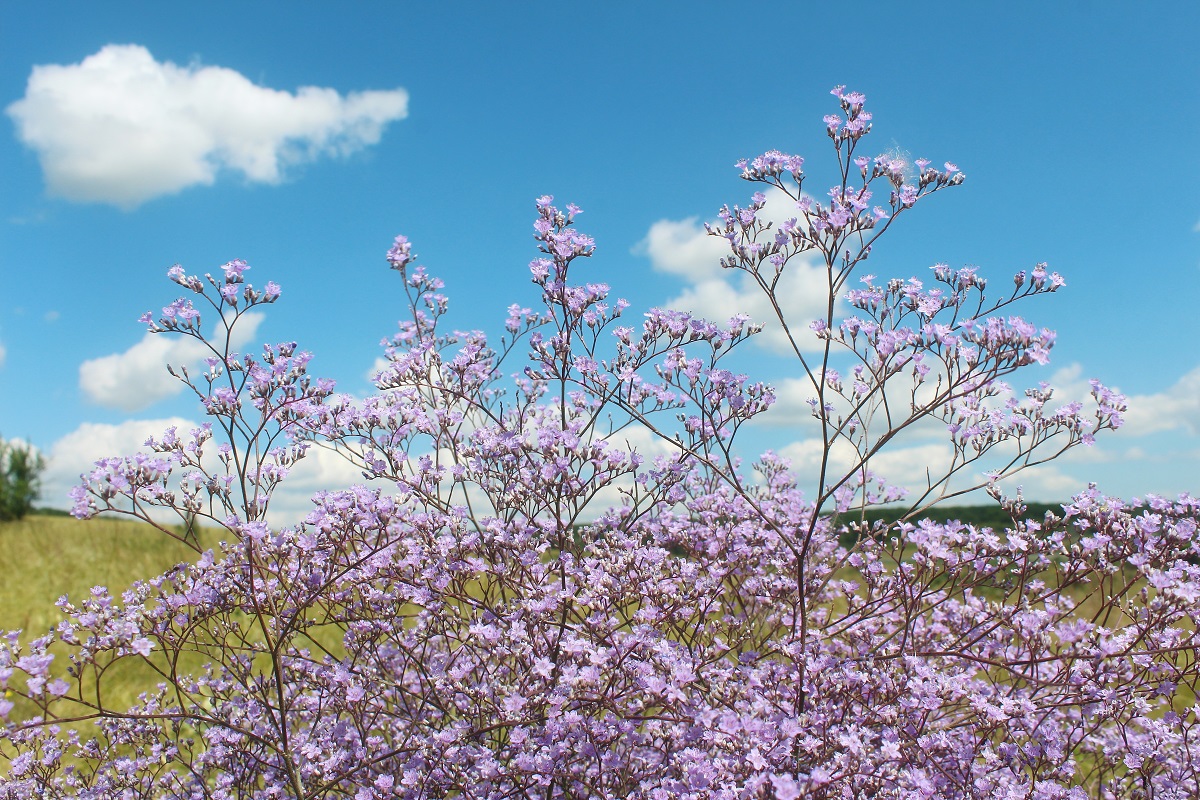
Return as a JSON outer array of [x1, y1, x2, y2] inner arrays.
[[0, 435, 46, 521]]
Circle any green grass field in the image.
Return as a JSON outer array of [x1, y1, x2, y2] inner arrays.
[[0, 513, 224, 637]]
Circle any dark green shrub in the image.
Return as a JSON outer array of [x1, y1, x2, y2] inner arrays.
[[0, 436, 46, 521]]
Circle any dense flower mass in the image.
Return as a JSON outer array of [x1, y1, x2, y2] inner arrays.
[[3, 89, 1197, 799]]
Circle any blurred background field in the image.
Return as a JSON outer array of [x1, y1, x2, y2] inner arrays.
[[0, 503, 1060, 637], [6, 500, 1187, 774], [0, 512, 224, 637]]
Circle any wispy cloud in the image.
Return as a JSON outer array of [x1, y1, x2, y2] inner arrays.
[[1122, 364, 1200, 437], [7, 44, 409, 208]]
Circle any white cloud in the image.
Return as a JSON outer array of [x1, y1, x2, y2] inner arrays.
[[776, 432, 1098, 508], [664, 268, 831, 354], [637, 187, 833, 354], [758, 359, 964, 431], [79, 313, 264, 412], [1044, 360, 1200, 439], [766, 358, 1139, 506], [988, 464, 1090, 505], [1122, 364, 1200, 437], [366, 356, 389, 384], [0, 341, 6, 368], [780, 435, 952, 491], [42, 417, 379, 527], [638, 216, 730, 281], [41, 417, 198, 513], [7, 44, 409, 208], [260, 443, 386, 526]]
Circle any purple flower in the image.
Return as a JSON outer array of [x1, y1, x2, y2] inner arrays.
[[386, 235, 414, 269], [2, 85, 1153, 799], [221, 259, 249, 281]]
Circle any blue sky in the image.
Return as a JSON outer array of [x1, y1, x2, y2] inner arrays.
[[1, 2, 1197, 520]]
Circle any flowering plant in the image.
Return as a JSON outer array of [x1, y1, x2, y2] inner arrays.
[[2, 88, 1196, 799]]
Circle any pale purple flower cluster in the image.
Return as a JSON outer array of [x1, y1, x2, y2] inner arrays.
[[735, 150, 805, 182], [386, 234, 414, 270], [3, 88, 1196, 798], [141, 261, 281, 334]]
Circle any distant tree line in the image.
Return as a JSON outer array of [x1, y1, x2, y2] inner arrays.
[[854, 502, 1063, 529], [834, 501, 1065, 548]]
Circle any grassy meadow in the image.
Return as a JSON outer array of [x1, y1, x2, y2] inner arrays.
[[0, 503, 1061, 638], [0, 512, 224, 638]]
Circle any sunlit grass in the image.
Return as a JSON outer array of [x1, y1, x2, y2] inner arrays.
[[0, 514, 230, 772], [0, 513, 224, 637]]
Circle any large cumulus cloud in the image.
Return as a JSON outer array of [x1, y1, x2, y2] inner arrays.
[[7, 44, 408, 208]]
